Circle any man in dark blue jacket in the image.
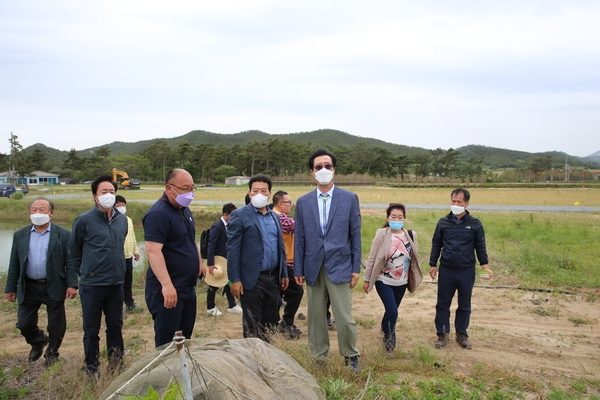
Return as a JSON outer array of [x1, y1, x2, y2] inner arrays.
[[429, 188, 493, 350], [70, 175, 127, 378], [227, 174, 288, 342], [205, 202, 241, 316]]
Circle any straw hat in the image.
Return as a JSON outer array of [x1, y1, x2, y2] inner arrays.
[[204, 255, 229, 287]]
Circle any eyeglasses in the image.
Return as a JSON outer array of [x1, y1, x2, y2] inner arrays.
[[281, 201, 293, 205], [170, 184, 197, 193], [314, 163, 334, 171]]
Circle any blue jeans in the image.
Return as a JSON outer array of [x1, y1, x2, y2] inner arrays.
[[375, 281, 407, 349], [79, 284, 124, 372], [434, 267, 475, 336]]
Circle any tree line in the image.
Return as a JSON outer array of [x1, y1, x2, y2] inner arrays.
[[1, 134, 597, 184]]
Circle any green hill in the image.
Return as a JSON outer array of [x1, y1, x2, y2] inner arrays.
[[18, 129, 600, 170]]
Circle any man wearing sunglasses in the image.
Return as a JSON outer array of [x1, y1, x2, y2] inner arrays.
[[143, 169, 206, 348], [294, 149, 362, 373]]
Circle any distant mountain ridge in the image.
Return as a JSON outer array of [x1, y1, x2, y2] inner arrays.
[[25, 129, 600, 170], [587, 150, 600, 164]]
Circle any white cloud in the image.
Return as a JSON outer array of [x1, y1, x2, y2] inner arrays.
[[1, 0, 599, 157]]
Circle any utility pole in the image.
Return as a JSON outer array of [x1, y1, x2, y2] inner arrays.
[[8, 132, 14, 183]]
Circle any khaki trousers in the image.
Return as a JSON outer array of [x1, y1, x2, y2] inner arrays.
[[307, 266, 359, 360]]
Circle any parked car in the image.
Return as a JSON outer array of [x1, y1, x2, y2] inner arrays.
[[0, 183, 29, 198]]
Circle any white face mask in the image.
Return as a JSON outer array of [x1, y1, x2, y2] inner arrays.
[[30, 213, 50, 226], [451, 205, 465, 215], [314, 168, 334, 185], [116, 206, 126, 214], [97, 193, 116, 209], [251, 193, 269, 209]]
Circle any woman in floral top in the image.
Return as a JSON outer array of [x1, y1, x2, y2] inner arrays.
[[362, 203, 421, 355]]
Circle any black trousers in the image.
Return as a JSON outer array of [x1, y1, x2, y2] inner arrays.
[[123, 257, 135, 307], [241, 273, 279, 341], [16, 279, 66, 357], [280, 266, 304, 326], [146, 285, 197, 349], [80, 283, 124, 372], [207, 284, 236, 309]]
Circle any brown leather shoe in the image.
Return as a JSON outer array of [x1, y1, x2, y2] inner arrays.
[[456, 333, 472, 349], [434, 333, 449, 349]]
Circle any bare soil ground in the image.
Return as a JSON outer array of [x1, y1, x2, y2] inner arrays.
[[1, 278, 599, 398]]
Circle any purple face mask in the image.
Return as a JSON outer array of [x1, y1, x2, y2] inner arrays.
[[176, 192, 194, 207]]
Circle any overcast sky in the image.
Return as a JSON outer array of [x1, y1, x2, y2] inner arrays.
[[1, 1, 599, 157]]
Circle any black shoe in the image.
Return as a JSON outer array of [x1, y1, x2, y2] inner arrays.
[[277, 322, 299, 339], [344, 356, 360, 374], [29, 334, 49, 362], [44, 352, 59, 367], [126, 304, 144, 313], [291, 324, 302, 335], [83, 366, 100, 383]]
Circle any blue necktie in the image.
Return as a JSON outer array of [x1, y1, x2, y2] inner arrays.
[[321, 194, 329, 233]]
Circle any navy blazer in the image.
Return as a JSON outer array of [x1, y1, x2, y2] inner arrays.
[[226, 204, 288, 290], [294, 186, 362, 286], [207, 218, 227, 266], [5, 223, 77, 304]]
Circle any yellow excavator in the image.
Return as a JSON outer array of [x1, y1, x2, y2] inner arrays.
[[112, 168, 141, 190]]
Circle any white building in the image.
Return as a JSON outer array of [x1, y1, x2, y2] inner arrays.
[[224, 176, 250, 186], [0, 170, 60, 185]]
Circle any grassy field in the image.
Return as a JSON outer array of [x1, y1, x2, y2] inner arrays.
[[1, 185, 600, 399], [18, 183, 600, 205], [2, 184, 599, 290]]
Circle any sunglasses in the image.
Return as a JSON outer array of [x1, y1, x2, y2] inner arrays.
[[314, 163, 334, 171]]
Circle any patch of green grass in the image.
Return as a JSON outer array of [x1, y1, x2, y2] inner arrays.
[[0, 364, 30, 400], [321, 377, 353, 400], [568, 317, 592, 326], [547, 386, 577, 400], [570, 378, 589, 394], [381, 373, 398, 385], [355, 318, 376, 329], [124, 335, 147, 353], [413, 346, 437, 367], [415, 377, 474, 399], [533, 307, 558, 317]]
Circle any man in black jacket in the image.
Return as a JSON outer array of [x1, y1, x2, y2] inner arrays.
[[429, 188, 493, 350], [206, 203, 241, 315]]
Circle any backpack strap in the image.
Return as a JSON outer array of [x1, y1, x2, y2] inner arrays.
[[407, 229, 414, 241]]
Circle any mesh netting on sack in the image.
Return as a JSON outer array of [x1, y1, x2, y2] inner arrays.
[[99, 334, 326, 400]]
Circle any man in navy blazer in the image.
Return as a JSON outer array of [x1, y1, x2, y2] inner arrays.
[[227, 174, 289, 341], [294, 149, 362, 372], [205, 202, 241, 315], [5, 198, 78, 366]]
